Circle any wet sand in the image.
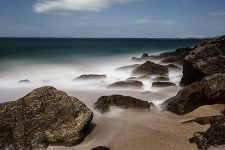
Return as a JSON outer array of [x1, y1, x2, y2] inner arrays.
[[48, 89, 225, 150]]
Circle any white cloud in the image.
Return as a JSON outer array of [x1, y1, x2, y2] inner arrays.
[[34, 0, 132, 14], [210, 11, 225, 16], [133, 18, 180, 26]]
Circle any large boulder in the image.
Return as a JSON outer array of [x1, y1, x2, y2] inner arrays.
[[108, 80, 143, 89], [94, 95, 154, 113], [0, 86, 93, 150], [152, 82, 176, 88], [162, 73, 225, 115], [75, 74, 106, 80], [132, 61, 168, 76], [180, 36, 225, 86]]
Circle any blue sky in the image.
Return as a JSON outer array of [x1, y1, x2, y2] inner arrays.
[[0, 0, 225, 38]]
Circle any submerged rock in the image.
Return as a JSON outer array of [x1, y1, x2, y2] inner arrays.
[[18, 79, 31, 84], [116, 64, 140, 71], [180, 35, 225, 86], [162, 73, 225, 115], [132, 61, 168, 76], [152, 77, 169, 82], [75, 74, 106, 80], [108, 80, 143, 89], [152, 82, 176, 88], [94, 95, 153, 113], [0, 86, 93, 150]]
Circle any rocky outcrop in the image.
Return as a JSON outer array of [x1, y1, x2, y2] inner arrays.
[[94, 95, 153, 113], [90, 146, 111, 150], [152, 77, 169, 82], [162, 73, 225, 115], [152, 82, 176, 88], [180, 36, 225, 86], [75, 74, 106, 80], [18, 79, 31, 84], [108, 80, 143, 89], [116, 64, 140, 71], [184, 116, 225, 149], [0, 86, 93, 150], [132, 61, 168, 76]]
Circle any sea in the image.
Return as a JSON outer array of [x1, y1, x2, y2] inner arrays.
[[0, 38, 204, 101]]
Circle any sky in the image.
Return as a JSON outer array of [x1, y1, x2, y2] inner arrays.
[[0, 0, 225, 38]]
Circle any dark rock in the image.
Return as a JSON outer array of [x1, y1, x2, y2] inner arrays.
[[181, 36, 225, 86], [18, 79, 31, 84], [108, 80, 143, 89], [189, 123, 225, 150], [152, 77, 169, 82], [0, 86, 93, 150], [165, 64, 182, 70], [162, 73, 225, 115], [152, 82, 176, 88], [132, 61, 168, 76], [183, 115, 225, 126], [94, 95, 152, 113], [90, 146, 111, 150], [138, 75, 152, 80], [75, 74, 106, 80], [141, 53, 149, 58], [116, 64, 140, 71], [154, 47, 193, 64], [126, 77, 137, 81]]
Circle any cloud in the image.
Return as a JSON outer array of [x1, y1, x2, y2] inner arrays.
[[210, 11, 225, 16], [134, 18, 152, 25], [133, 18, 180, 26], [34, 0, 132, 14]]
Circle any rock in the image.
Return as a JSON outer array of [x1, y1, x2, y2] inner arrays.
[[18, 79, 31, 84], [75, 74, 106, 80], [183, 115, 225, 125], [180, 36, 225, 86], [165, 64, 182, 70], [138, 75, 152, 80], [152, 77, 169, 82], [94, 95, 153, 113], [126, 77, 137, 81], [0, 86, 93, 150], [189, 123, 225, 150], [90, 146, 111, 150], [162, 73, 225, 115], [152, 82, 176, 88], [141, 53, 149, 58], [108, 80, 143, 89], [116, 64, 140, 71], [132, 61, 168, 76]]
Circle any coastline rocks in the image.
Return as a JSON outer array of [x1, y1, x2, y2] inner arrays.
[[162, 73, 225, 115], [152, 82, 176, 88], [132, 61, 168, 76], [186, 116, 225, 149], [18, 79, 31, 84], [180, 36, 225, 86], [116, 64, 139, 71], [108, 80, 143, 89], [75, 74, 106, 81], [152, 77, 169, 82], [94, 95, 152, 113], [0, 86, 93, 150], [90, 146, 111, 150]]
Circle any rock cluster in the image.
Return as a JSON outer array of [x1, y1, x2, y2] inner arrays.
[[0, 86, 93, 150]]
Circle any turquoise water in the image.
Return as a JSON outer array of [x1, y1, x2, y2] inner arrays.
[[0, 38, 204, 61]]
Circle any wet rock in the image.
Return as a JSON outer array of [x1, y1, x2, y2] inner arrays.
[[94, 95, 153, 113], [108, 80, 143, 89], [162, 73, 225, 115], [180, 36, 225, 86], [75, 74, 106, 80], [126, 77, 137, 81], [138, 75, 152, 80], [132, 61, 168, 76], [152, 77, 169, 82], [152, 82, 176, 88], [0, 86, 93, 150], [116, 64, 140, 71], [90, 146, 111, 150], [142, 53, 149, 58], [165, 64, 182, 70], [18, 79, 31, 84]]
